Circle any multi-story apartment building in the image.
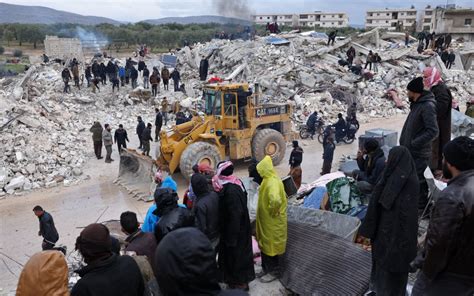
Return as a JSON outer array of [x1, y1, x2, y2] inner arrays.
[[420, 5, 436, 31], [365, 7, 417, 31], [253, 11, 349, 28], [432, 7, 474, 41]]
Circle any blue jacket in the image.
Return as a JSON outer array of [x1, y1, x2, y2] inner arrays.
[[142, 176, 181, 233], [118, 67, 126, 78]]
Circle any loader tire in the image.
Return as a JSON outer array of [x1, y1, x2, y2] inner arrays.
[[252, 129, 286, 165], [180, 142, 221, 180]]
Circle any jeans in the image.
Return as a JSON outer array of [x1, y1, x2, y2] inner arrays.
[[155, 126, 161, 141], [163, 79, 169, 90], [162, 112, 168, 125], [105, 145, 112, 162], [86, 76, 91, 87], [143, 141, 150, 156], [143, 77, 149, 89], [117, 141, 126, 153], [42, 240, 55, 250], [261, 253, 280, 275], [152, 84, 158, 97], [365, 62, 372, 71], [93, 141, 102, 159], [173, 79, 180, 92], [132, 79, 137, 89], [63, 80, 70, 93]]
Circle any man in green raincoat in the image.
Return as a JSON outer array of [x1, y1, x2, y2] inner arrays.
[[256, 156, 288, 283]]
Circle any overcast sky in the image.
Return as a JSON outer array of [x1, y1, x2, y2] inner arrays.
[[3, 0, 474, 24]]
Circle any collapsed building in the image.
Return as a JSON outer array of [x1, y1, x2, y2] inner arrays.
[[0, 28, 473, 196]]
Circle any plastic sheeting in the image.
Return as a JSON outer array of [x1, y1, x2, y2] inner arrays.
[[452, 109, 474, 137], [280, 209, 370, 295]]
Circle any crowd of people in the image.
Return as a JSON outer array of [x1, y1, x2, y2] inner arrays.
[[59, 57, 182, 96], [20, 155, 291, 295]]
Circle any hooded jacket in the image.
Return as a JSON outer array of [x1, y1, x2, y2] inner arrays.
[[191, 174, 220, 241], [16, 251, 69, 296], [89, 122, 103, 142], [289, 146, 303, 168], [142, 177, 178, 233], [154, 227, 221, 295], [400, 90, 439, 159], [153, 188, 193, 243], [256, 156, 288, 256], [357, 148, 386, 185], [72, 254, 144, 296]]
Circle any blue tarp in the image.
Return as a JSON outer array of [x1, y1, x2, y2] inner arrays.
[[265, 37, 290, 46], [160, 55, 178, 68]]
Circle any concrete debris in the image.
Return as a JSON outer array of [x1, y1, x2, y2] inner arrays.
[[1, 29, 473, 195]]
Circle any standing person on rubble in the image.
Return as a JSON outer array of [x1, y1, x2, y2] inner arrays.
[[199, 58, 209, 81], [85, 65, 92, 87], [103, 124, 114, 163], [90, 121, 103, 159], [71, 223, 145, 296], [213, 161, 255, 290], [154, 108, 163, 142], [289, 141, 303, 189], [99, 62, 107, 85], [118, 65, 125, 87], [365, 50, 374, 71], [142, 65, 150, 89], [141, 123, 153, 157], [411, 136, 474, 296], [373, 53, 381, 73], [418, 31, 426, 44], [161, 66, 170, 91], [114, 124, 129, 153], [444, 33, 452, 48], [321, 136, 335, 175], [424, 32, 431, 50], [61, 67, 71, 93], [346, 46, 356, 65], [360, 146, 419, 296], [161, 97, 169, 126], [150, 70, 160, 97], [446, 50, 456, 69], [130, 65, 138, 89], [400, 77, 438, 212], [33, 205, 59, 250], [92, 60, 100, 79], [171, 68, 181, 92], [72, 62, 80, 90], [405, 31, 411, 47], [136, 116, 146, 150], [327, 30, 337, 46], [423, 67, 452, 174], [256, 156, 287, 283]]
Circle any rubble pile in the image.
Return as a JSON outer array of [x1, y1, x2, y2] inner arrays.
[[176, 29, 474, 122], [1, 28, 473, 196], [0, 64, 169, 196]]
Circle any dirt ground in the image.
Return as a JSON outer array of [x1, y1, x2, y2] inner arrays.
[[0, 113, 408, 295]]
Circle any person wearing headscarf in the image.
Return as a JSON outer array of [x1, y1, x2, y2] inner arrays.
[[191, 173, 220, 247], [400, 77, 438, 210], [16, 251, 69, 296], [256, 156, 287, 283], [360, 146, 419, 295], [423, 67, 452, 173], [288, 140, 303, 189], [154, 227, 249, 296], [72, 223, 144, 296], [153, 188, 193, 244], [213, 161, 255, 290]]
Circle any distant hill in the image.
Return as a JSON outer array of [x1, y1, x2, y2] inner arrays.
[[142, 15, 252, 25], [0, 2, 121, 25]]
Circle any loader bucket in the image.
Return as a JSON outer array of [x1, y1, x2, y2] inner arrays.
[[114, 149, 156, 202]]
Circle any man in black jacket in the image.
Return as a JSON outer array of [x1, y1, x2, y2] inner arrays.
[[170, 68, 181, 92], [199, 58, 209, 81], [136, 116, 145, 150], [33, 205, 59, 250], [153, 188, 193, 244], [154, 108, 163, 142], [191, 174, 220, 247], [237, 87, 252, 129], [72, 223, 144, 296], [114, 124, 129, 154], [141, 123, 153, 157], [412, 137, 474, 296], [354, 139, 386, 195], [400, 77, 439, 210], [289, 140, 303, 189], [130, 66, 138, 89]]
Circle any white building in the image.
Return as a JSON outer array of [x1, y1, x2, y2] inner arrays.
[[365, 8, 417, 31], [419, 5, 436, 32], [253, 11, 349, 28]]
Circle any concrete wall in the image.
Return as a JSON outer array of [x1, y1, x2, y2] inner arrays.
[[44, 36, 84, 61]]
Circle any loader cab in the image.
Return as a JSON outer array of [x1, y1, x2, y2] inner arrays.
[[203, 87, 239, 130]]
